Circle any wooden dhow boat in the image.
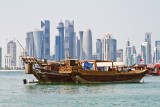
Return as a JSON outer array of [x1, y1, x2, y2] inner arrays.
[[22, 57, 147, 84]]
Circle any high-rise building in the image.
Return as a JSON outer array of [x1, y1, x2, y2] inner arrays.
[[7, 40, 16, 66], [41, 20, 50, 59], [79, 31, 84, 60], [55, 35, 60, 61], [5, 54, 11, 68], [96, 39, 102, 60], [26, 32, 34, 57], [125, 40, 132, 66], [83, 28, 92, 60], [141, 42, 148, 64], [102, 33, 117, 61], [141, 33, 152, 64], [144, 32, 152, 64], [64, 20, 74, 59], [76, 37, 80, 59], [0, 47, 2, 69], [116, 49, 123, 62], [154, 41, 160, 63], [26, 28, 44, 59], [57, 21, 65, 60]]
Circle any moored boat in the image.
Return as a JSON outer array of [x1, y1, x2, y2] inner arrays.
[[22, 57, 147, 84]]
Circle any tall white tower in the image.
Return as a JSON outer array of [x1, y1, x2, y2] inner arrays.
[[83, 28, 92, 60]]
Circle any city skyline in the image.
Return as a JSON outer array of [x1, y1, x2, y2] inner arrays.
[[0, 0, 160, 66]]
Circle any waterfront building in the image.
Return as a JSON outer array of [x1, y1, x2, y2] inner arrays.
[[76, 37, 80, 59], [5, 54, 11, 68], [83, 28, 92, 60], [141, 42, 148, 64], [116, 49, 123, 62], [26, 28, 43, 59], [55, 35, 60, 61], [96, 39, 102, 60], [57, 21, 65, 60], [125, 40, 132, 66], [32, 28, 43, 59], [7, 40, 16, 66], [26, 32, 34, 57], [102, 33, 117, 61], [0, 47, 2, 69], [154, 41, 160, 63], [144, 32, 152, 64], [79, 31, 84, 60], [64, 20, 75, 59], [41, 20, 50, 59]]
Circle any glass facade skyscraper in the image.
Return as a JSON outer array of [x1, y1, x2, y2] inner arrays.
[[7, 40, 16, 66], [57, 21, 65, 60], [55, 35, 60, 61], [41, 20, 50, 60], [96, 39, 102, 60], [64, 20, 74, 59], [26, 28, 43, 59], [102, 33, 117, 61], [154, 41, 160, 63], [79, 31, 84, 60]]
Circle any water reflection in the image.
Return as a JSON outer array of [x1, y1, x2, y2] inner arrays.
[[24, 83, 116, 95]]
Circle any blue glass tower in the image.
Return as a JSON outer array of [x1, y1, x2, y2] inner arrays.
[[41, 20, 50, 60], [64, 20, 74, 59], [55, 35, 60, 61], [57, 21, 64, 60]]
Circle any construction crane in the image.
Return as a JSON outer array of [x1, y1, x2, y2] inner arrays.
[[17, 40, 28, 56]]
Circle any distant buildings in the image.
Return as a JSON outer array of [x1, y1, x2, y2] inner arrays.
[[5, 40, 17, 68], [83, 28, 92, 60], [116, 49, 123, 62], [96, 39, 102, 60], [64, 20, 75, 59], [102, 33, 117, 61], [57, 21, 65, 60], [154, 40, 160, 63], [26, 28, 43, 59], [0, 47, 2, 69], [41, 20, 50, 59], [79, 31, 84, 60], [141, 33, 152, 64]]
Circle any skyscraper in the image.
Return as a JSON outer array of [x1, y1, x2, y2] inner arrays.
[[7, 40, 16, 66], [145, 32, 152, 64], [41, 20, 50, 59], [26, 32, 34, 57], [55, 35, 60, 61], [0, 47, 2, 69], [116, 49, 123, 62], [79, 31, 84, 60], [102, 33, 117, 61], [57, 21, 65, 60], [76, 37, 80, 59], [154, 41, 160, 63], [125, 40, 132, 66], [141, 42, 148, 64], [141, 33, 152, 64], [96, 39, 102, 60], [83, 28, 92, 60], [26, 28, 43, 59], [64, 20, 74, 59]]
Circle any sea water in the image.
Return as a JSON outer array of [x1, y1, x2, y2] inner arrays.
[[0, 71, 160, 107]]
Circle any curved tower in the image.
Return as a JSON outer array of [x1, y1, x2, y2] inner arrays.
[[32, 28, 43, 59], [83, 28, 92, 60]]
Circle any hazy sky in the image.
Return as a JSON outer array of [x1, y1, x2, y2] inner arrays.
[[0, 0, 160, 66]]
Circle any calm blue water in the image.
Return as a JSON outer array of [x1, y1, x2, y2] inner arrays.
[[0, 71, 160, 107]]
